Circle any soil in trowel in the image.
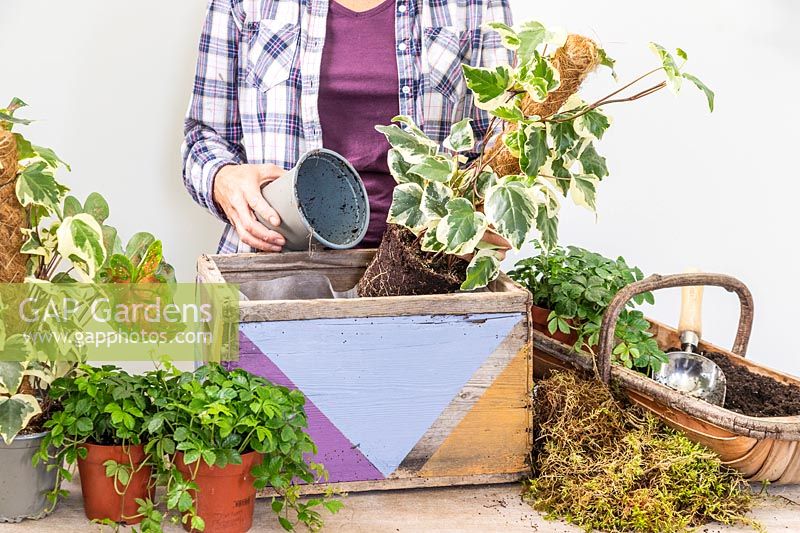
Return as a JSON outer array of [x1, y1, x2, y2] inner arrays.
[[701, 351, 800, 417]]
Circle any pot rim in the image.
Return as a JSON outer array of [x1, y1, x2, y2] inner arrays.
[[2, 430, 49, 442], [290, 148, 370, 250]]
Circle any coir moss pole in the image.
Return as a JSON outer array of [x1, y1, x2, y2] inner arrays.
[[0, 129, 26, 283], [485, 35, 600, 177]]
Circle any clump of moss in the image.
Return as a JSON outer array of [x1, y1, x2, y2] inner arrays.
[[527, 372, 759, 532]]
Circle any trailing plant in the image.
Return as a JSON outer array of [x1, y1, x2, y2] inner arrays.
[[139, 362, 342, 532], [0, 99, 175, 444], [510, 244, 668, 375], [34, 365, 154, 512], [375, 21, 712, 291], [527, 371, 757, 532]]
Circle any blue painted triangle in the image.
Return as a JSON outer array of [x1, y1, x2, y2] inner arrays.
[[241, 312, 520, 477]]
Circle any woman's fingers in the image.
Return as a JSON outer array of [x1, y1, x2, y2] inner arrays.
[[247, 193, 281, 227], [230, 197, 285, 252]]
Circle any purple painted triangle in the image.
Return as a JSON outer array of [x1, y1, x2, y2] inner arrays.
[[232, 332, 383, 483]]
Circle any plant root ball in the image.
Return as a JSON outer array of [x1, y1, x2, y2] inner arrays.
[[356, 224, 468, 297], [485, 34, 601, 177], [0, 130, 27, 284]]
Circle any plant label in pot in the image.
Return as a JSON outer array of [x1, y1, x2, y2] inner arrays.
[[258, 149, 370, 251]]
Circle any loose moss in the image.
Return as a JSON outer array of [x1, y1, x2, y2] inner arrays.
[[526, 372, 760, 532]]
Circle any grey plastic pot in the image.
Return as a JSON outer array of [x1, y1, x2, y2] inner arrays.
[[0, 431, 59, 523], [259, 149, 370, 251]]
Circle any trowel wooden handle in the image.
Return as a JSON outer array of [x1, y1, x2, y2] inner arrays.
[[679, 271, 704, 336]]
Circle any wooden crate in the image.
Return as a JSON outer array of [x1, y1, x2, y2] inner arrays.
[[197, 250, 533, 493]]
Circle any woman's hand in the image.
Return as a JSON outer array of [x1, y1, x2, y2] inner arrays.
[[213, 164, 286, 252]]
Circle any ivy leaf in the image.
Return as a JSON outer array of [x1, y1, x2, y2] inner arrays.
[[475, 170, 498, 199], [375, 124, 436, 164], [32, 145, 70, 171], [485, 181, 538, 250], [462, 64, 512, 111], [12, 133, 35, 161], [519, 123, 548, 177], [443, 118, 475, 153], [420, 223, 445, 253], [491, 98, 525, 121], [420, 181, 453, 221], [435, 198, 487, 255], [0, 362, 26, 394], [579, 144, 608, 179], [682, 73, 715, 112], [516, 21, 567, 66], [570, 174, 599, 211], [461, 249, 502, 291], [536, 207, 559, 251], [0, 394, 41, 444], [485, 21, 520, 49], [387, 183, 425, 231], [574, 109, 611, 140], [387, 149, 422, 186], [549, 121, 579, 156], [0, 112, 32, 127], [503, 130, 523, 159], [518, 54, 560, 103], [649, 42, 682, 93], [408, 155, 456, 184], [15, 162, 69, 213], [56, 213, 107, 281], [597, 48, 617, 80]]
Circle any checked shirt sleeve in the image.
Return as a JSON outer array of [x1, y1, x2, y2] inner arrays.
[[181, 0, 246, 223], [469, 0, 514, 158]]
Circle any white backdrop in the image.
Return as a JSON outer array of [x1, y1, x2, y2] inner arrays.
[[1, 1, 798, 374]]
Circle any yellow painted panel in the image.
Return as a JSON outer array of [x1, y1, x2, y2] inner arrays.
[[418, 346, 532, 477]]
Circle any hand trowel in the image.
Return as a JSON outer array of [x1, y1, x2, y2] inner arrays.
[[652, 272, 727, 406]]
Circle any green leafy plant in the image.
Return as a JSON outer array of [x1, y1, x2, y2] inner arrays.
[[510, 245, 668, 375], [35, 365, 154, 512], [0, 100, 174, 445], [140, 362, 342, 532], [376, 21, 712, 291]]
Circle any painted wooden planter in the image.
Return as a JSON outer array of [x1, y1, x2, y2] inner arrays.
[[197, 250, 533, 494]]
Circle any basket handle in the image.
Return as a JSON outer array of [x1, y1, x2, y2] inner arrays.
[[596, 273, 754, 383]]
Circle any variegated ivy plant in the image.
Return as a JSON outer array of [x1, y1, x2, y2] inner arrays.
[[376, 21, 712, 292], [0, 99, 175, 443]]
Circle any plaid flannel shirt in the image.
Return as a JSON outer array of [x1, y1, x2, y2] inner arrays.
[[182, 0, 513, 253]]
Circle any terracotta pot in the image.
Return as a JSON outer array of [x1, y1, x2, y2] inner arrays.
[[176, 451, 263, 533], [531, 305, 579, 345], [77, 443, 153, 525]]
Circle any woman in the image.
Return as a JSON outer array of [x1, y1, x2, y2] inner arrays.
[[182, 0, 513, 253]]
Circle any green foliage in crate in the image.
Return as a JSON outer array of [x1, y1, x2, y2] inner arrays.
[[510, 244, 668, 375]]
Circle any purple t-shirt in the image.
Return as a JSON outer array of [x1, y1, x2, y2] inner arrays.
[[318, 0, 399, 247]]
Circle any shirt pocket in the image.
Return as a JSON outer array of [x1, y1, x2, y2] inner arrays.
[[423, 26, 474, 102], [244, 20, 300, 93]]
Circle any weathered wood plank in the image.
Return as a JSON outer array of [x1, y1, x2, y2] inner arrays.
[[416, 345, 532, 477], [395, 320, 529, 475], [238, 289, 528, 321], [256, 472, 527, 498]]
